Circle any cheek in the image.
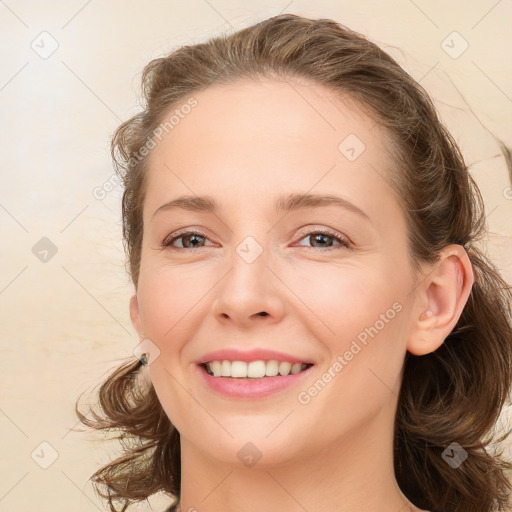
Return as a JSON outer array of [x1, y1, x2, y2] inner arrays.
[[301, 262, 409, 400], [137, 263, 211, 342], [147, 365, 206, 440], [296, 292, 408, 446], [137, 266, 208, 428], [296, 262, 403, 343]]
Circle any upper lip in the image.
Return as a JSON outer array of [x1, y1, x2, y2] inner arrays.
[[196, 348, 314, 365]]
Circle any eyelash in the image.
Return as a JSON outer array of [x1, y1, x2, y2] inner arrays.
[[161, 228, 350, 251]]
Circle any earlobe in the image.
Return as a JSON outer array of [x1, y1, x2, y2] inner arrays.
[[407, 245, 474, 356], [129, 293, 143, 339]]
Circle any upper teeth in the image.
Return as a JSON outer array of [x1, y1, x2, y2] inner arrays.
[[205, 360, 309, 378]]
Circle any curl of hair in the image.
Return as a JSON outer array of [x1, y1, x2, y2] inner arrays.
[[77, 13, 512, 512]]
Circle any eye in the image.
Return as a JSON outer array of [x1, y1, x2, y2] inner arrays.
[[161, 228, 350, 251], [161, 230, 212, 249], [295, 229, 350, 250]]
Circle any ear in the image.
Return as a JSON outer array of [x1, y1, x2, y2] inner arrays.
[[407, 244, 474, 356], [129, 293, 144, 339]]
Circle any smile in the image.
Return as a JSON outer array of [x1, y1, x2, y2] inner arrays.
[[203, 360, 313, 378]]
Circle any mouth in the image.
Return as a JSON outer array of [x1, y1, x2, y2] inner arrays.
[[200, 360, 314, 379]]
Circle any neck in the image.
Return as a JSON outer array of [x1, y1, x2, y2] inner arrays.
[[175, 398, 422, 512]]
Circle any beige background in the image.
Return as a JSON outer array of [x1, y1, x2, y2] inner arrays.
[[1, 1, 511, 510]]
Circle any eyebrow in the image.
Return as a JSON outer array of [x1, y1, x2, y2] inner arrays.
[[151, 193, 371, 222]]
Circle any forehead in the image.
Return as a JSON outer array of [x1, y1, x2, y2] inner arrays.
[[144, 77, 400, 222], [154, 77, 388, 156]]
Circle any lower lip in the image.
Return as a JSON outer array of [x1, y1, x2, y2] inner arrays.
[[197, 364, 314, 399]]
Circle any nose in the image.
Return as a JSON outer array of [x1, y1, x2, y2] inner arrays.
[[211, 238, 286, 328]]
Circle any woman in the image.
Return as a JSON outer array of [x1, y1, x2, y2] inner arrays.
[[77, 13, 512, 512]]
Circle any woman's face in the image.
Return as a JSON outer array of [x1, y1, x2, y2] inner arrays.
[[131, 78, 422, 466]]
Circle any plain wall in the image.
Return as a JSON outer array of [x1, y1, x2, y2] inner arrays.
[[1, 1, 511, 510]]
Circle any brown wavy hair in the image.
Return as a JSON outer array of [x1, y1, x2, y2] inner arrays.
[[77, 13, 512, 512]]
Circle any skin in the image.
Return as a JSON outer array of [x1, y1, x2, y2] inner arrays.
[[129, 77, 474, 512]]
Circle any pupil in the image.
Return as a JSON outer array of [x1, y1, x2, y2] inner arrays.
[[187, 234, 202, 247], [313, 233, 331, 247]]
